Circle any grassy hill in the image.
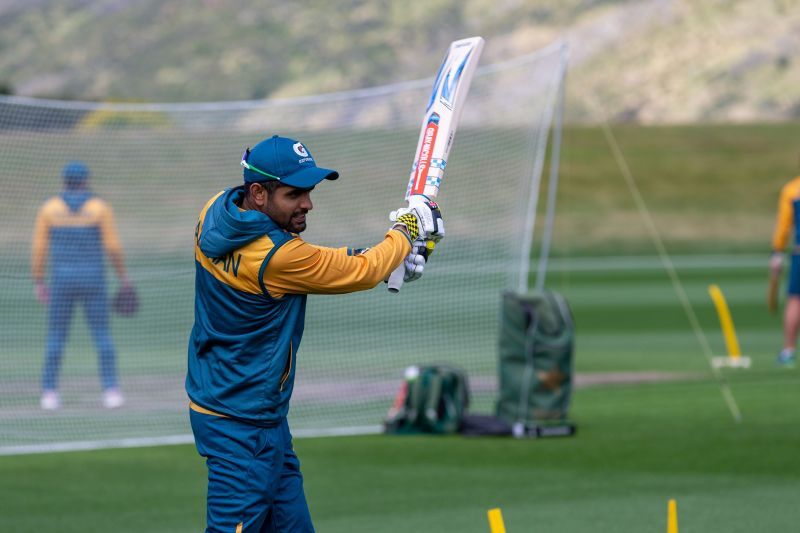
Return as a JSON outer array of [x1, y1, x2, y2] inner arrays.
[[551, 121, 800, 255], [0, 0, 798, 123]]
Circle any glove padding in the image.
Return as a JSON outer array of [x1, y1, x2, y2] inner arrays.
[[112, 284, 139, 317], [390, 195, 445, 243], [402, 239, 435, 283]]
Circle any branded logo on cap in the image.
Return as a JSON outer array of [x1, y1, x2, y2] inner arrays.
[[293, 143, 309, 157]]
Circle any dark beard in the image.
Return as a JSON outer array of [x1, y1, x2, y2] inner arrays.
[[287, 218, 307, 233]]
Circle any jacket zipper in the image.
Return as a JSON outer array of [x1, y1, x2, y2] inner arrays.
[[279, 342, 293, 391]]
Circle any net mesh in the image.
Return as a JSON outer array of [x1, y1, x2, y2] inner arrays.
[[0, 43, 567, 452]]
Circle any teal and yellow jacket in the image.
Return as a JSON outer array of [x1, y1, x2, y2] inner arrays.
[[186, 187, 410, 425], [31, 191, 123, 283]]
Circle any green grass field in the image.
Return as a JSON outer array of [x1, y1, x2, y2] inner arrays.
[[2, 256, 798, 532], [2, 365, 798, 531], [2, 122, 800, 531]]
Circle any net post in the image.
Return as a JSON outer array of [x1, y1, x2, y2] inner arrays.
[[516, 40, 566, 293], [534, 43, 569, 293]]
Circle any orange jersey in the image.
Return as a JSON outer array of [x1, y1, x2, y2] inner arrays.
[[264, 238, 409, 298], [772, 176, 800, 252]]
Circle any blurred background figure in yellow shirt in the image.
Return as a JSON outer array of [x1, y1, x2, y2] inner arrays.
[[770, 175, 800, 368], [31, 161, 131, 409]]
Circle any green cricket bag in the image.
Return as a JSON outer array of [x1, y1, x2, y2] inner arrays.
[[384, 364, 470, 435], [496, 290, 575, 436]]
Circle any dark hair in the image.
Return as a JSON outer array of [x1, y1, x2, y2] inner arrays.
[[246, 180, 281, 198]]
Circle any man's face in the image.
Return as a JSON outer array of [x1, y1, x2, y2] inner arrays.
[[264, 185, 313, 233]]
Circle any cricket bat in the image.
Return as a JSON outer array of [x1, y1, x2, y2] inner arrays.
[[768, 272, 779, 314], [388, 36, 485, 293]]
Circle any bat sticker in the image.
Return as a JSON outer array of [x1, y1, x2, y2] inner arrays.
[[410, 113, 440, 194], [439, 50, 472, 109], [426, 48, 474, 112]]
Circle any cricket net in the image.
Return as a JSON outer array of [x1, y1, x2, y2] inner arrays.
[[0, 42, 567, 453]]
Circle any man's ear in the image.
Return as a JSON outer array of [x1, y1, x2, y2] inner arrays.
[[249, 183, 267, 206]]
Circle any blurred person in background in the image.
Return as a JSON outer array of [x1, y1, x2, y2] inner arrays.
[[770, 173, 800, 368], [31, 161, 131, 409]]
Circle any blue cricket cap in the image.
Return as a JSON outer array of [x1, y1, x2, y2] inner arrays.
[[241, 135, 338, 189], [62, 160, 90, 184]]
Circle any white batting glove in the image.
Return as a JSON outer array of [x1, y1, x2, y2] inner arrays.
[[390, 195, 445, 242], [402, 239, 432, 283]]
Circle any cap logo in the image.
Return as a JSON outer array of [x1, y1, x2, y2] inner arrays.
[[293, 143, 309, 157]]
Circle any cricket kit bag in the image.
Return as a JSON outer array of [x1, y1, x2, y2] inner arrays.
[[384, 364, 470, 435], [496, 290, 576, 438]]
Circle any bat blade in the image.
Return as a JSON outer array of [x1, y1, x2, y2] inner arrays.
[[405, 36, 485, 200], [389, 36, 484, 293], [768, 273, 779, 314]]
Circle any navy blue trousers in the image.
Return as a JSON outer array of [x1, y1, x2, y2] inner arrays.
[[190, 410, 314, 533], [42, 277, 118, 391]]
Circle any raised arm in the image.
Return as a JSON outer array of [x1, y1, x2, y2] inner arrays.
[[263, 229, 410, 297]]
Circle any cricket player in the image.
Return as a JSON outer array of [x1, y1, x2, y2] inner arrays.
[[32, 161, 130, 409], [770, 174, 800, 367], [187, 135, 443, 532]]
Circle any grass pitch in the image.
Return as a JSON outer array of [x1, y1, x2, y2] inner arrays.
[[2, 122, 800, 531], [2, 257, 798, 532], [1, 371, 798, 532]]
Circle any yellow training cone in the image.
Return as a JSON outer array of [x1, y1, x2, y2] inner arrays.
[[708, 284, 751, 369], [667, 499, 678, 533], [708, 284, 741, 357], [487, 508, 507, 533]]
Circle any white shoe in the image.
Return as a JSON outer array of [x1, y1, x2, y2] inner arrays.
[[102, 388, 125, 409], [40, 390, 61, 410]]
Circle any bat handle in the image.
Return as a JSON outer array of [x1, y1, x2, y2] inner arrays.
[[387, 263, 405, 293]]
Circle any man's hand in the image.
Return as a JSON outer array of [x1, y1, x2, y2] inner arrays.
[[770, 252, 783, 276], [34, 281, 49, 304], [769, 252, 783, 314], [402, 239, 436, 283], [390, 195, 445, 243]]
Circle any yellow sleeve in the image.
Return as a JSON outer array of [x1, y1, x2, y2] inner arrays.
[[31, 202, 52, 282], [264, 229, 411, 297], [94, 199, 127, 279], [772, 178, 800, 251], [98, 201, 122, 255]]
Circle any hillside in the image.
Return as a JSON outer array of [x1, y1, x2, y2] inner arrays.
[[0, 0, 798, 123]]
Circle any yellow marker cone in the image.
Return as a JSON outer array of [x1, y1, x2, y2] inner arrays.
[[667, 499, 678, 533], [487, 508, 507, 533], [708, 284, 751, 369], [708, 284, 741, 357]]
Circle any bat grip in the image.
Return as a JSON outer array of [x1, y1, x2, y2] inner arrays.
[[387, 263, 405, 293]]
